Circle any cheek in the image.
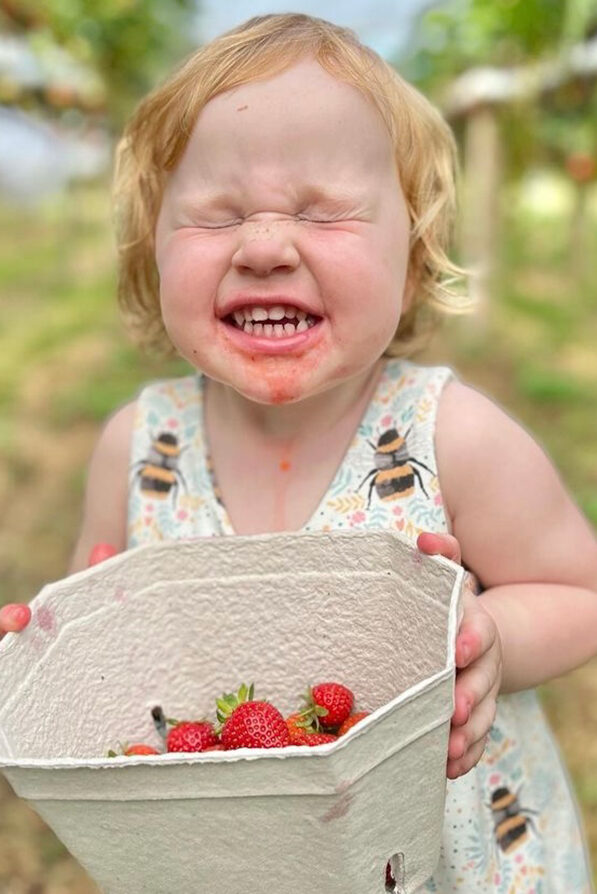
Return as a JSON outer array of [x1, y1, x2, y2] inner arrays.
[[157, 233, 221, 313]]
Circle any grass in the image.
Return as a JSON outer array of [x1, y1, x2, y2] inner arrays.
[[1, 176, 596, 890]]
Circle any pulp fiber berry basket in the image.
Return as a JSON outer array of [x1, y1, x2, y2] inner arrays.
[[0, 529, 464, 894]]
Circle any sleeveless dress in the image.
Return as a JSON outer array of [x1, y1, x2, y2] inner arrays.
[[127, 358, 593, 893]]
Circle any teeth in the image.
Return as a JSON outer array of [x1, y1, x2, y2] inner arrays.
[[231, 305, 318, 336]]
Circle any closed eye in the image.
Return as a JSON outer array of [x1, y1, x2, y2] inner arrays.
[[197, 220, 242, 229], [296, 213, 339, 224]]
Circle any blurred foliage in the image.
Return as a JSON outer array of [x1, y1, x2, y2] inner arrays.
[[0, 0, 199, 124], [403, 0, 597, 176], [406, 0, 597, 83]]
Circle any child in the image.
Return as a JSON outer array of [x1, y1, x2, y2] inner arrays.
[[3, 13, 597, 892]]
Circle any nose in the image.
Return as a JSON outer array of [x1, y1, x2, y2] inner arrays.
[[231, 220, 300, 277]]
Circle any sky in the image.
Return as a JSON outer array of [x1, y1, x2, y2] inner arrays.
[[197, 0, 441, 60]]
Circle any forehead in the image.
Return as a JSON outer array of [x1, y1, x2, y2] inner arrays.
[[183, 58, 394, 171]]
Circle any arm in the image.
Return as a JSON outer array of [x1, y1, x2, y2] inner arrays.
[[437, 380, 597, 691], [424, 380, 597, 778], [68, 400, 136, 574], [0, 401, 135, 635]]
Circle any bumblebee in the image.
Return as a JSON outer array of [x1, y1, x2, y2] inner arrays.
[[358, 427, 435, 509], [490, 786, 538, 855], [131, 432, 187, 502]]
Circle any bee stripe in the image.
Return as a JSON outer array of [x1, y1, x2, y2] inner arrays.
[[141, 466, 175, 483], [492, 792, 516, 811], [376, 468, 415, 500], [377, 436, 403, 454], [154, 442, 180, 457], [497, 819, 528, 853]]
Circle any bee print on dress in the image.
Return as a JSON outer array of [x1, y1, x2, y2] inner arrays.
[[131, 432, 187, 503], [358, 427, 435, 509], [490, 786, 538, 856]]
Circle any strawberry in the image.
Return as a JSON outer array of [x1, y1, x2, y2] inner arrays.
[[107, 742, 161, 757], [337, 711, 370, 736], [166, 721, 219, 753], [286, 712, 311, 744], [301, 681, 354, 730], [123, 743, 160, 756], [216, 683, 290, 749]]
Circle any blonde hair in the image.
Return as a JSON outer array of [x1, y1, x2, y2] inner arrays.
[[114, 13, 469, 357]]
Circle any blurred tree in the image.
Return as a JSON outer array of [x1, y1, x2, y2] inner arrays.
[[405, 0, 597, 87], [1, 0, 199, 125], [401, 0, 597, 322], [403, 0, 597, 172]]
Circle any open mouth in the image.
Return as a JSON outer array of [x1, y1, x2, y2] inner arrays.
[[224, 304, 319, 338]]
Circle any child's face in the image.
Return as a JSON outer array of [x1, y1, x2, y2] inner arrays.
[[155, 58, 411, 405]]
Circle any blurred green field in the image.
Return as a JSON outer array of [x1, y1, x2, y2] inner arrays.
[[0, 178, 596, 891]]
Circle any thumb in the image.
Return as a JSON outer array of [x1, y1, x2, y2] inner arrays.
[[0, 603, 32, 634]]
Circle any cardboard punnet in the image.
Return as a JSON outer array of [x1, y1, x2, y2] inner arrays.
[[0, 529, 465, 894]]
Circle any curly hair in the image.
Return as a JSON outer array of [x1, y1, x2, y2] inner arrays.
[[113, 13, 470, 357]]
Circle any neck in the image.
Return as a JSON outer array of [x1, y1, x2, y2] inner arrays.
[[206, 361, 383, 447]]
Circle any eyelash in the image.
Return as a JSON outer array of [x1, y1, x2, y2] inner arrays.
[[195, 212, 338, 228]]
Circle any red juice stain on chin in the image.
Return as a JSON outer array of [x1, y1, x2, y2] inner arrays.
[[279, 459, 291, 472]]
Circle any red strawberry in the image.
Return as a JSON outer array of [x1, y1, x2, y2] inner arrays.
[[107, 742, 161, 757], [123, 743, 160, 756], [166, 721, 219, 753], [216, 683, 290, 749], [286, 712, 311, 744], [337, 711, 370, 736], [302, 682, 354, 730]]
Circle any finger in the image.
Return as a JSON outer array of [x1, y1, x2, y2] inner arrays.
[[452, 653, 501, 726], [448, 688, 497, 762], [447, 732, 488, 779], [451, 688, 472, 727], [455, 604, 498, 669], [417, 532, 461, 564], [88, 543, 118, 567], [0, 603, 32, 634]]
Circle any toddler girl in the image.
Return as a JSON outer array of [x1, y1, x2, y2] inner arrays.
[[3, 14, 596, 892]]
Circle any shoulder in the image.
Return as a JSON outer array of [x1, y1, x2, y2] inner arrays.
[[94, 399, 138, 455], [435, 379, 597, 587]]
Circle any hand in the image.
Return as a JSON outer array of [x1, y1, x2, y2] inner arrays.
[[0, 603, 31, 636], [87, 542, 118, 566], [417, 532, 503, 779]]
